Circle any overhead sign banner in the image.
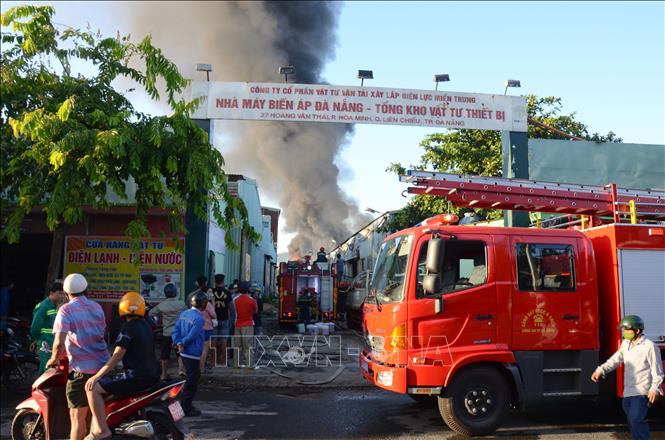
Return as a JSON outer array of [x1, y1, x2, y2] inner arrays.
[[64, 236, 185, 302], [191, 81, 528, 132]]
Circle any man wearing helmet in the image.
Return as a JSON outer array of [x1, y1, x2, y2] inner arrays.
[[84, 292, 160, 440], [46, 273, 110, 440], [171, 291, 208, 417], [592, 315, 663, 440], [316, 246, 328, 263]]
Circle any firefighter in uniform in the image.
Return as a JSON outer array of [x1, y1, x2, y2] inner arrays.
[[30, 281, 64, 373], [297, 289, 313, 325]]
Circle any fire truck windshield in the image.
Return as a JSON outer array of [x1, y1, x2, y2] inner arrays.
[[368, 234, 413, 304]]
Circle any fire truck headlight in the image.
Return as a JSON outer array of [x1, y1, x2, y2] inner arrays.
[[377, 371, 393, 387]]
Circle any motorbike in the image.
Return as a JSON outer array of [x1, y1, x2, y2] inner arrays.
[[4, 317, 33, 349], [11, 359, 189, 440], [1, 329, 40, 394]]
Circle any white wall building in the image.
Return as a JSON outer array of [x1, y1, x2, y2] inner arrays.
[[208, 175, 277, 295]]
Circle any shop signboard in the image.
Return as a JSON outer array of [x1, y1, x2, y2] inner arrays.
[[63, 236, 185, 301]]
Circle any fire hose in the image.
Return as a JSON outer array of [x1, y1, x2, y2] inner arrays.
[[269, 364, 346, 385]]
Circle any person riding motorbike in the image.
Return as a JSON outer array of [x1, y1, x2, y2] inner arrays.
[[46, 273, 109, 440], [84, 292, 160, 440]]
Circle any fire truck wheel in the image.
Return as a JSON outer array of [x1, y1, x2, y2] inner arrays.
[[438, 366, 509, 437]]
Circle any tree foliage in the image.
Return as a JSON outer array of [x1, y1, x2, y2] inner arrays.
[[384, 96, 622, 232], [0, 6, 258, 262]]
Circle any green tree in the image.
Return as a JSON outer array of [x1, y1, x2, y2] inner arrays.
[[384, 96, 621, 232], [1, 5, 258, 285]]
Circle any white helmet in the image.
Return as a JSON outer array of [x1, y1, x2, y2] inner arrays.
[[63, 273, 88, 294]]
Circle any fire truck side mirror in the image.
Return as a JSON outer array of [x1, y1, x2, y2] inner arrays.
[[426, 238, 445, 274], [423, 274, 442, 296], [423, 238, 445, 297]]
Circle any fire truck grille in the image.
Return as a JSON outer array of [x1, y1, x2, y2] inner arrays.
[[364, 331, 385, 356]]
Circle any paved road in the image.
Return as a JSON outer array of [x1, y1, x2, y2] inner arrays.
[[4, 387, 663, 439], [185, 389, 665, 439]]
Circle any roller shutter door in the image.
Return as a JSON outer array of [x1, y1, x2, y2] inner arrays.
[[618, 249, 665, 343]]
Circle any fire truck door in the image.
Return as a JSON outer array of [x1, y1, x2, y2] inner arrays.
[[510, 238, 582, 350], [410, 234, 497, 357]]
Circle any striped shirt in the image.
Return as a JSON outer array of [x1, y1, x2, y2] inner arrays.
[[53, 295, 109, 374]]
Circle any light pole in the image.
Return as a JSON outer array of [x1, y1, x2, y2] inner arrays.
[[433, 73, 450, 91], [196, 63, 213, 82], [357, 70, 373, 87], [504, 79, 521, 95], [501, 78, 528, 228], [279, 66, 296, 83]]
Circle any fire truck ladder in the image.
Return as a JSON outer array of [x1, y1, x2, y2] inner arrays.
[[401, 170, 665, 223]]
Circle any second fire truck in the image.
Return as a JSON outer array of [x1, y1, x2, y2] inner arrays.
[[278, 254, 336, 325]]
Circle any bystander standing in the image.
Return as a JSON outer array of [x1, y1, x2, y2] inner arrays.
[[592, 315, 663, 440], [199, 292, 217, 372], [0, 280, 14, 333], [172, 291, 207, 417], [233, 282, 258, 369], [212, 274, 231, 366], [186, 275, 212, 307], [148, 283, 187, 380], [30, 281, 64, 374]]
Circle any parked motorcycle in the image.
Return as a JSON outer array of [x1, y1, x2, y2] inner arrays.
[[12, 360, 188, 440], [4, 317, 33, 349], [1, 331, 40, 394]]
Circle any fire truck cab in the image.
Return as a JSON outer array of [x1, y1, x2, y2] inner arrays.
[[361, 172, 665, 436]]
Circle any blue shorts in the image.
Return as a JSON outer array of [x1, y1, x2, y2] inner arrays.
[[99, 370, 159, 397], [204, 329, 214, 341], [216, 320, 231, 337]]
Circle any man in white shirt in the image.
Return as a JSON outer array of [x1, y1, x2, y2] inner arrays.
[[591, 315, 663, 440]]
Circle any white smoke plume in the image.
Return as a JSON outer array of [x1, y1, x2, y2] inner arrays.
[[118, 1, 369, 257]]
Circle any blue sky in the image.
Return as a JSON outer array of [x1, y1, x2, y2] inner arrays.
[[326, 1, 664, 206], [3, 1, 664, 253]]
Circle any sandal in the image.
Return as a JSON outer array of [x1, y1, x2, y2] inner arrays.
[[83, 433, 112, 440]]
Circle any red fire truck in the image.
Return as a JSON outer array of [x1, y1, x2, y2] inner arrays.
[[361, 171, 665, 436], [278, 255, 336, 325]]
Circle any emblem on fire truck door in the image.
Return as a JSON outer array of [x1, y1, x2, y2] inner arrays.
[[520, 308, 557, 334]]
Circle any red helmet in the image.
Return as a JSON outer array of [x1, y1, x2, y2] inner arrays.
[[319, 246, 325, 252]]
